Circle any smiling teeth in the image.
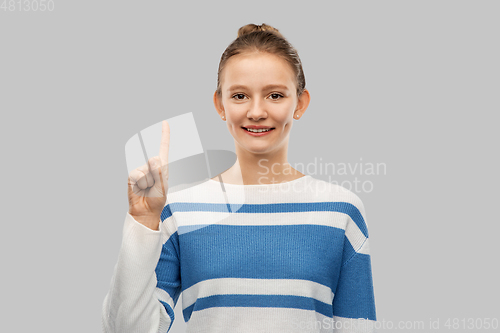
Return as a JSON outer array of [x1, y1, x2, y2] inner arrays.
[[246, 128, 272, 133]]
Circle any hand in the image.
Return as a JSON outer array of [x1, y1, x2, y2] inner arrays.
[[127, 120, 170, 230]]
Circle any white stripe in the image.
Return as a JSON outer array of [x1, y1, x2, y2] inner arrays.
[[159, 215, 178, 241], [167, 176, 361, 205], [357, 238, 370, 255], [185, 306, 336, 333], [154, 287, 175, 312], [344, 217, 368, 254], [174, 210, 347, 228], [182, 278, 334, 309]]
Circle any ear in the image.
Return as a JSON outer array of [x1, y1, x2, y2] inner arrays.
[[293, 89, 311, 119], [213, 91, 225, 119]]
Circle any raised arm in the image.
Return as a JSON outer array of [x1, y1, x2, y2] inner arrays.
[[102, 121, 182, 332]]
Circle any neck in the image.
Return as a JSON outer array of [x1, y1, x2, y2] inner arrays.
[[221, 141, 304, 185]]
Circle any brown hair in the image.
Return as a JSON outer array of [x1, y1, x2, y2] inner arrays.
[[216, 23, 306, 98]]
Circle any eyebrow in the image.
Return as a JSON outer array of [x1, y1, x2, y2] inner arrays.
[[227, 84, 290, 93]]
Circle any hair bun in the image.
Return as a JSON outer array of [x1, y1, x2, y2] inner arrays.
[[217, 22, 306, 98], [237, 23, 283, 38]]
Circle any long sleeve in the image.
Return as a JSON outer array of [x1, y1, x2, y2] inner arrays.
[[101, 209, 182, 333], [332, 195, 377, 332]]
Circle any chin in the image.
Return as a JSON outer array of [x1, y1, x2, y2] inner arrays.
[[244, 141, 282, 155]]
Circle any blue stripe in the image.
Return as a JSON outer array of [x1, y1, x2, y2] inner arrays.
[[182, 294, 333, 321], [155, 231, 182, 301], [161, 201, 368, 237], [160, 204, 173, 221], [178, 224, 345, 290]]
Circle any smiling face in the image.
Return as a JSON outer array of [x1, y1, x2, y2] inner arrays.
[[214, 52, 306, 156]]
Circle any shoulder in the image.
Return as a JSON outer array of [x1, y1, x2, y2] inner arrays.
[[306, 177, 366, 212], [304, 177, 369, 236]]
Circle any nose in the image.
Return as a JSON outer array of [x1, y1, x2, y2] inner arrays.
[[247, 99, 267, 121]]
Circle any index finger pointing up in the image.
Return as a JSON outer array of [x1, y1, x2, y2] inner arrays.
[[159, 120, 170, 166]]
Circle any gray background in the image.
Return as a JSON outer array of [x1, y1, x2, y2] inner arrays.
[[1, 1, 498, 332]]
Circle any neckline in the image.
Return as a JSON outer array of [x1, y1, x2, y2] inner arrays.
[[208, 174, 311, 187]]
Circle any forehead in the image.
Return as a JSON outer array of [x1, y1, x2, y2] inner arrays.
[[222, 52, 295, 90]]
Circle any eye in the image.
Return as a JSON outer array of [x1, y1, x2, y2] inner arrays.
[[269, 93, 284, 100], [232, 93, 247, 100]]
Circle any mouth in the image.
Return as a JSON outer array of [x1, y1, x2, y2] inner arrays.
[[241, 126, 275, 136]]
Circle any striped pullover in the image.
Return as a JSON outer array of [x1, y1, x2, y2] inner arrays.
[[102, 175, 377, 333]]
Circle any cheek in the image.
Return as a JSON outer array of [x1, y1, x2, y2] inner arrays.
[[225, 116, 241, 133], [277, 113, 294, 130], [275, 102, 296, 124]]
